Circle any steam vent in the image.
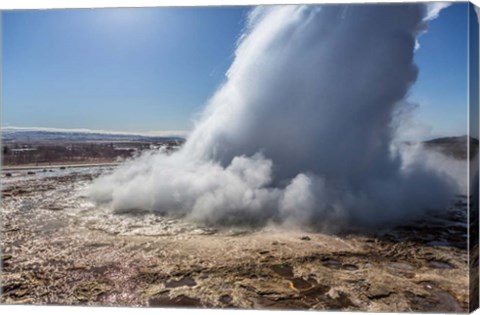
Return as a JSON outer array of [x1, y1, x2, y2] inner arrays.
[[1, 1, 480, 313]]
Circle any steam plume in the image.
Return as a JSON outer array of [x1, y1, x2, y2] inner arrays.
[[88, 4, 460, 231]]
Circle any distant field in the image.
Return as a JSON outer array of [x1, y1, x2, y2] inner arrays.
[[1, 130, 185, 166], [2, 130, 476, 168]]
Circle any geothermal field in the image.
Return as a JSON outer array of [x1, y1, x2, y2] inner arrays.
[[1, 2, 478, 313], [0, 139, 473, 311]]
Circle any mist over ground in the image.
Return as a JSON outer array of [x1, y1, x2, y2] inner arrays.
[[88, 4, 464, 232]]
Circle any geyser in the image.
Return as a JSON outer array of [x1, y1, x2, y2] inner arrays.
[[88, 4, 460, 231]]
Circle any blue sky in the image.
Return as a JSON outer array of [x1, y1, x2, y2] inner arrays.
[[409, 2, 468, 138], [1, 3, 470, 137]]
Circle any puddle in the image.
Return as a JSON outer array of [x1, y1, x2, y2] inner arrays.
[[322, 258, 342, 269], [290, 277, 313, 290], [271, 264, 293, 278], [435, 289, 463, 312], [342, 264, 358, 271], [407, 282, 463, 312], [428, 260, 454, 269]]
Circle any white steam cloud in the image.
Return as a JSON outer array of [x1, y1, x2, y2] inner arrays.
[[415, 2, 451, 50], [88, 4, 461, 232]]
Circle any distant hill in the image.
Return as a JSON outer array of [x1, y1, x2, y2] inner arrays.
[[1, 128, 185, 143], [423, 135, 479, 160]]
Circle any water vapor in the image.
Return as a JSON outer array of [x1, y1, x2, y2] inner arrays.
[[88, 4, 461, 232]]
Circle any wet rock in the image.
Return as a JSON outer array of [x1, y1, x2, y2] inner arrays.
[[258, 298, 308, 309], [405, 291, 438, 311], [165, 276, 197, 288], [73, 281, 110, 302], [2, 254, 13, 262], [405, 285, 463, 313], [327, 287, 340, 299], [198, 273, 209, 280], [0, 169, 470, 310], [48, 205, 64, 211], [389, 262, 415, 270], [367, 287, 391, 299], [387, 262, 416, 278], [322, 258, 342, 269], [428, 260, 454, 269], [14, 289, 28, 298], [327, 292, 355, 309], [434, 288, 464, 312], [70, 264, 87, 271], [271, 264, 294, 278], [85, 242, 110, 248], [422, 282, 435, 291], [306, 275, 317, 283], [219, 294, 233, 304], [342, 264, 358, 271], [149, 294, 202, 308], [302, 284, 330, 298], [12, 297, 33, 304], [90, 266, 109, 275], [239, 284, 257, 292]]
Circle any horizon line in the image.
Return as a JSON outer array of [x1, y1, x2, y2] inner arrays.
[[1, 126, 191, 138], [1, 126, 472, 142]]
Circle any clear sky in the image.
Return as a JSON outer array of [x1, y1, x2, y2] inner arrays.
[[409, 2, 468, 139], [1, 3, 470, 137]]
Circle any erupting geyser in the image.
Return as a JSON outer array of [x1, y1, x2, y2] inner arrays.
[[88, 4, 460, 231]]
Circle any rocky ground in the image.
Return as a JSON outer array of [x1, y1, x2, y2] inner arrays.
[[0, 167, 470, 312]]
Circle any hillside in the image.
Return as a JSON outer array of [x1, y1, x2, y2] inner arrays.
[[423, 135, 479, 160]]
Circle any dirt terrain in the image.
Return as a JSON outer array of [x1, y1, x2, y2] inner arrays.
[[0, 166, 470, 312]]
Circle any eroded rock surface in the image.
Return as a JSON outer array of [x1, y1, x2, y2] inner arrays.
[[0, 167, 468, 312]]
